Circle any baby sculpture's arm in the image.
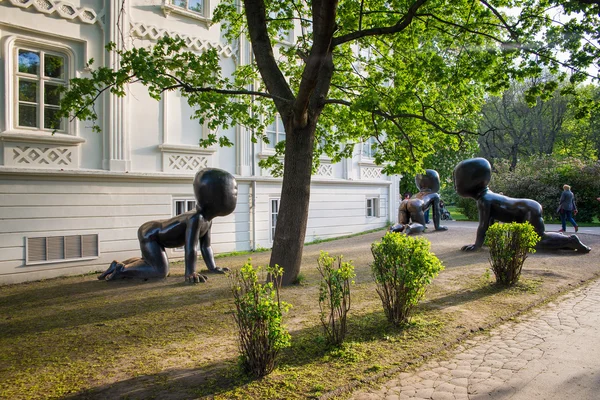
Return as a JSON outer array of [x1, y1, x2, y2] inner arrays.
[[184, 215, 207, 283], [200, 224, 229, 274], [462, 199, 490, 251]]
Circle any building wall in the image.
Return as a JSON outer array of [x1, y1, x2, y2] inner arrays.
[[0, 0, 400, 285]]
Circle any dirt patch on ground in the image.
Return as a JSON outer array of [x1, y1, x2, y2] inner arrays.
[[1, 221, 598, 399]]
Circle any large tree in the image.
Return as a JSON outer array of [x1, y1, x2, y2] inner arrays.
[[60, 0, 600, 284]]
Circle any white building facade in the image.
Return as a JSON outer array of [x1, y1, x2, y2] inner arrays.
[[0, 0, 400, 285]]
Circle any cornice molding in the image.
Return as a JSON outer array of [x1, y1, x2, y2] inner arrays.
[[0, 167, 392, 186]]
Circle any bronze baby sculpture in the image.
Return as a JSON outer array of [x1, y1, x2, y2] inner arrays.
[[454, 158, 590, 253], [390, 169, 448, 234], [98, 167, 238, 283]]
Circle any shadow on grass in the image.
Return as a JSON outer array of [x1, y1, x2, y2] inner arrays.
[[59, 278, 509, 400], [0, 277, 234, 339]]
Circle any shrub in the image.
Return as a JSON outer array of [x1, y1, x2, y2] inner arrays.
[[230, 261, 291, 377], [491, 156, 600, 223], [484, 222, 540, 286], [456, 196, 479, 220], [371, 233, 444, 326], [317, 251, 355, 346]]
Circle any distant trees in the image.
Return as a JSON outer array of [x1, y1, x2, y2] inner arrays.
[[478, 79, 600, 171]]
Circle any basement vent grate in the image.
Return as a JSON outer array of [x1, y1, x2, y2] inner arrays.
[[26, 234, 99, 265]]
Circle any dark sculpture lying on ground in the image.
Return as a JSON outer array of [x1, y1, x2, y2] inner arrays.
[[454, 158, 591, 253], [98, 168, 238, 283], [390, 169, 448, 235]]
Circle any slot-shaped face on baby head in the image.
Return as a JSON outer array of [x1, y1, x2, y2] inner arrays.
[[415, 169, 441, 193], [193, 168, 238, 220], [453, 158, 492, 199]]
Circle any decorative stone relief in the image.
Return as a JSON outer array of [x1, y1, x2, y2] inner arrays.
[[130, 22, 235, 58], [164, 153, 209, 173], [361, 166, 383, 180], [315, 163, 333, 177], [1, 0, 101, 25], [8, 145, 75, 167]]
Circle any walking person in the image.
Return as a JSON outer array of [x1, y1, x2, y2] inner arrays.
[[558, 184, 579, 233]]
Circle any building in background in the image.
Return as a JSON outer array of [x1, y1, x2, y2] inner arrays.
[[0, 0, 400, 284]]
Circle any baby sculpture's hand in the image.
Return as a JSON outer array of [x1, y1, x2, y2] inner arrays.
[[209, 266, 230, 274], [461, 244, 480, 252], [185, 272, 208, 284]]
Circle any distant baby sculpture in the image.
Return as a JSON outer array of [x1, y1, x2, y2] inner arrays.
[[98, 168, 238, 283], [390, 169, 448, 235], [454, 158, 590, 253]]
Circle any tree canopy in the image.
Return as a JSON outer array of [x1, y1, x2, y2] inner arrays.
[[59, 0, 600, 283]]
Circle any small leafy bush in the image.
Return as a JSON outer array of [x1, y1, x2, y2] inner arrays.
[[491, 156, 600, 222], [230, 261, 291, 377], [371, 233, 444, 326], [317, 251, 355, 346], [484, 222, 541, 286], [456, 196, 478, 220]]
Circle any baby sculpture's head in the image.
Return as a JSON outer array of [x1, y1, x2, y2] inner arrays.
[[453, 158, 492, 199], [193, 168, 238, 220], [415, 169, 440, 193]]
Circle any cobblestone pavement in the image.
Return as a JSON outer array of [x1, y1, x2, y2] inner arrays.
[[350, 279, 600, 400]]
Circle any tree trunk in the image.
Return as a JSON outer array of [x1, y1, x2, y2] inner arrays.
[[269, 118, 317, 285]]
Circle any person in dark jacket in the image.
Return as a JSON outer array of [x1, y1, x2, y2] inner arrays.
[[558, 184, 578, 233]]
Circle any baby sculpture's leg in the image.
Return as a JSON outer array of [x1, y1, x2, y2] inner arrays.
[[107, 239, 170, 280], [539, 232, 591, 253]]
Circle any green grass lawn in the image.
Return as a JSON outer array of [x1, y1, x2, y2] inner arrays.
[[445, 205, 470, 221]]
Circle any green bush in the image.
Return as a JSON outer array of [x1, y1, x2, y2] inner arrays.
[[484, 222, 540, 286], [371, 233, 444, 326], [317, 251, 355, 346], [230, 261, 291, 377], [491, 156, 600, 223], [456, 196, 479, 220]]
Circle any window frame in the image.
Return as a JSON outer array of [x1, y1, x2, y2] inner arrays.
[[362, 137, 378, 159], [172, 198, 197, 251], [269, 197, 280, 242], [4, 36, 76, 137], [366, 196, 380, 218], [162, 0, 211, 24], [264, 114, 286, 150]]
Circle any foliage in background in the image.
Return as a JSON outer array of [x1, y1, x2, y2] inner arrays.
[[456, 196, 479, 221], [477, 75, 571, 170], [317, 251, 355, 346], [371, 233, 444, 326], [484, 222, 540, 286], [230, 261, 291, 377], [490, 156, 600, 222], [554, 84, 600, 161]]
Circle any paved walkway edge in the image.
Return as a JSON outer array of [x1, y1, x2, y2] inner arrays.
[[319, 272, 600, 400]]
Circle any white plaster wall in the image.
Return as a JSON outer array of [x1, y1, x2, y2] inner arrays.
[[0, 173, 250, 284], [252, 180, 391, 249]]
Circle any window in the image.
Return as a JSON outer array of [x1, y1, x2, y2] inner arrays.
[[366, 197, 380, 217], [174, 199, 197, 216], [167, 0, 206, 16], [173, 199, 197, 251], [270, 198, 280, 241], [266, 115, 286, 149], [15, 47, 68, 132], [362, 137, 377, 159]]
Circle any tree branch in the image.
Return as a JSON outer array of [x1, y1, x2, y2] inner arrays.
[[294, 0, 338, 127], [244, 0, 294, 112], [332, 0, 427, 47]]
